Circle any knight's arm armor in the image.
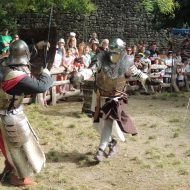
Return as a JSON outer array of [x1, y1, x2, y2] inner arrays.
[[3, 71, 52, 96], [129, 64, 148, 84]]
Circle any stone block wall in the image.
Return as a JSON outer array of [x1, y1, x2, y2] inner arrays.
[[18, 0, 169, 48]]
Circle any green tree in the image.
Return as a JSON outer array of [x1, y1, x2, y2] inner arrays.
[[0, 0, 96, 33], [141, 0, 190, 27]]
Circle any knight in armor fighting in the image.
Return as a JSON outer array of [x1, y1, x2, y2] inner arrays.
[[0, 40, 52, 186], [90, 38, 157, 162]]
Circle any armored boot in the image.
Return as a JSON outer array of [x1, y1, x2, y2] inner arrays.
[[107, 139, 117, 158], [95, 148, 107, 162]]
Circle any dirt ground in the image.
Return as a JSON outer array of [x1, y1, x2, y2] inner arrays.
[[1, 93, 190, 190]]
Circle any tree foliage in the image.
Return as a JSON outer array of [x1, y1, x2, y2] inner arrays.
[[0, 0, 96, 32], [141, 0, 190, 27]]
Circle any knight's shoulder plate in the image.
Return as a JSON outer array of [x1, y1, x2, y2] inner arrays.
[[4, 69, 26, 81]]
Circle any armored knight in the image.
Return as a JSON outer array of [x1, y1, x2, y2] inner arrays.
[[0, 40, 52, 186], [90, 38, 155, 162]]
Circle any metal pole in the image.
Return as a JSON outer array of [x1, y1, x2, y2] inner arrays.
[[44, 5, 53, 68]]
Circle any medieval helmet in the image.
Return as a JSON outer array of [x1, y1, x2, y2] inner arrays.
[[7, 40, 30, 66], [109, 38, 126, 53]]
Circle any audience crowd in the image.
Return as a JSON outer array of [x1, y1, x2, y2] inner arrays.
[[1, 29, 190, 93]]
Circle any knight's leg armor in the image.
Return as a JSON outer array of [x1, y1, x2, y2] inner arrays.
[[0, 105, 45, 178]]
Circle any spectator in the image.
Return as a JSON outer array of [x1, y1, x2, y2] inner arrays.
[[181, 39, 190, 62], [67, 32, 77, 48], [175, 51, 182, 64], [53, 38, 66, 68], [184, 58, 190, 90], [143, 50, 152, 73], [0, 28, 12, 56], [131, 45, 137, 56], [67, 36, 79, 58], [90, 40, 99, 58], [81, 46, 91, 68], [96, 39, 109, 53], [11, 34, 19, 43], [176, 63, 185, 89], [159, 47, 168, 60], [126, 47, 133, 55], [164, 51, 174, 74], [149, 42, 159, 64], [78, 41, 86, 57], [89, 32, 99, 45], [137, 39, 146, 54]]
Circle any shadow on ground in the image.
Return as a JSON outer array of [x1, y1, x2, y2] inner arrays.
[[45, 150, 98, 167]]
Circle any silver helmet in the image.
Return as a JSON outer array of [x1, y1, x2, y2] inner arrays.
[[109, 38, 126, 53], [7, 40, 30, 66]]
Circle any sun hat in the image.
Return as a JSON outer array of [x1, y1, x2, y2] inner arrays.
[[58, 38, 65, 43], [70, 32, 76, 37]]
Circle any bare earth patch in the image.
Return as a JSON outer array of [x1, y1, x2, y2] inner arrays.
[[0, 93, 190, 190]]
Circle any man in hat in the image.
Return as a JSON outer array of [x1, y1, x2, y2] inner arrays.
[[0, 40, 52, 186]]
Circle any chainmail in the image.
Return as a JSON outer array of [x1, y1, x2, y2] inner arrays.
[[94, 50, 133, 79]]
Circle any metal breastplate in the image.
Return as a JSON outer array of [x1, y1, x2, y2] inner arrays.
[[96, 69, 126, 96], [0, 67, 24, 110]]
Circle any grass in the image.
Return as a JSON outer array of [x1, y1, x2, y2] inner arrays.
[[184, 150, 190, 157], [169, 118, 180, 123], [3, 96, 189, 190], [149, 124, 158, 128], [172, 132, 180, 138], [148, 135, 157, 140], [178, 168, 189, 175]]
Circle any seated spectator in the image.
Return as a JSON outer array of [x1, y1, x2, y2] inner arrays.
[[134, 54, 143, 71], [96, 39, 109, 53], [149, 41, 159, 64], [142, 50, 152, 73], [150, 58, 166, 83]]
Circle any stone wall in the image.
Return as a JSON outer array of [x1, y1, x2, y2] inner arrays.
[[18, 0, 168, 48]]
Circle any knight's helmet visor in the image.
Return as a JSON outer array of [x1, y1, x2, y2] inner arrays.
[[109, 38, 126, 53]]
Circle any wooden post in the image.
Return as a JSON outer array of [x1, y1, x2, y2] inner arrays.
[[51, 86, 57, 105]]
